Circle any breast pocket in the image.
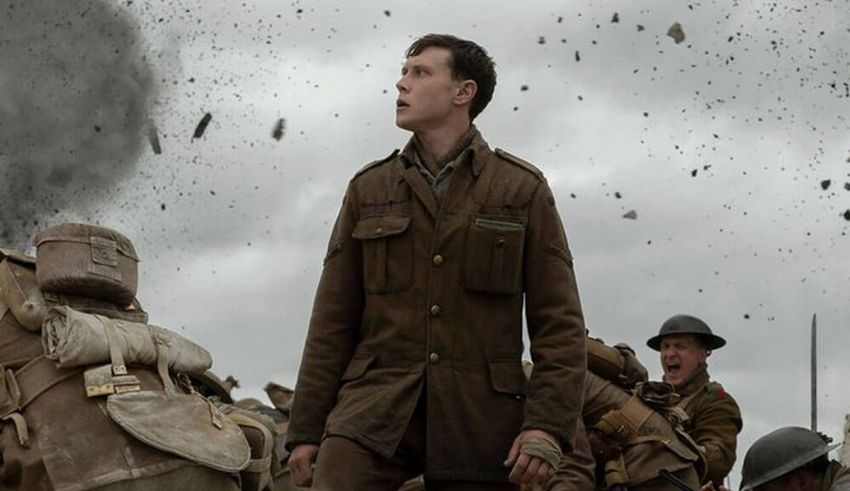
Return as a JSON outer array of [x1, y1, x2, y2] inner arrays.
[[464, 217, 525, 295], [352, 215, 413, 293]]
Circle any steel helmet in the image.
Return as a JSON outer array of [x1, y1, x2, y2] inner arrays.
[[646, 314, 726, 351], [739, 426, 839, 490]]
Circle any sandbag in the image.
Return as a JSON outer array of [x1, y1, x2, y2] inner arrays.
[[42, 305, 211, 374], [33, 223, 139, 305]]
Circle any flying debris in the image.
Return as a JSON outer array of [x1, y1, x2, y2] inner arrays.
[[520, 85, 529, 91], [691, 169, 698, 177], [844, 210, 850, 221], [821, 179, 831, 190], [146, 123, 161, 155], [667, 23, 685, 44], [537, 36, 546, 45], [637, 24, 645, 32], [844, 183, 850, 191], [612, 13, 619, 23], [193, 113, 212, 139], [272, 118, 286, 141], [575, 50, 581, 62], [622, 210, 638, 220]]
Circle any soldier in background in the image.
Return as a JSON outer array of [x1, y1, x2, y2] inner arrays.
[[712, 426, 850, 491], [647, 315, 743, 487], [547, 338, 703, 490]]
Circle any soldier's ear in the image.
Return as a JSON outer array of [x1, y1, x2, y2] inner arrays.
[[454, 80, 477, 106]]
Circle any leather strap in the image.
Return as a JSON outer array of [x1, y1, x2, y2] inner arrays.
[[15, 356, 80, 409]]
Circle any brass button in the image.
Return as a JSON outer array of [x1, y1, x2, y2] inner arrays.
[[430, 304, 442, 316], [429, 352, 440, 364], [432, 254, 444, 266], [496, 238, 506, 247], [376, 227, 383, 234]]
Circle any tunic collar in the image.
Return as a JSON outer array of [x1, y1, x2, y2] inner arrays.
[[400, 125, 490, 179], [673, 363, 711, 396]]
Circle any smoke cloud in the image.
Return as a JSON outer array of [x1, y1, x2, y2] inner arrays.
[[0, 0, 157, 247]]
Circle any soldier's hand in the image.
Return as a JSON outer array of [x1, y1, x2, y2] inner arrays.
[[700, 483, 730, 491], [503, 430, 559, 485], [289, 443, 319, 487]]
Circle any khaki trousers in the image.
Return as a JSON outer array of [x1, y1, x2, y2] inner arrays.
[[312, 395, 517, 491]]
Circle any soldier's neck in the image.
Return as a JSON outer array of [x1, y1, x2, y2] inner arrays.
[[414, 119, 472, 164]]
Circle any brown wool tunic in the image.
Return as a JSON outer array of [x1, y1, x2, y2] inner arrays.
[[674, 364, 743, 485], [287, 130, 587, 481]]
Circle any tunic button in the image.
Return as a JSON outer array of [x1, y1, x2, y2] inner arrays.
[[432, 254, 444, 266], [430, 304, 442, 316], [376, 227, 383, 234], [429, 352, 440, 364]]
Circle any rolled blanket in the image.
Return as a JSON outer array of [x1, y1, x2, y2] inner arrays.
[[42, 305, 212, 374]]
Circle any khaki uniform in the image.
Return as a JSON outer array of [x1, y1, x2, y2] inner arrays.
[[288, 129, 587, 482], [673, 365, 742, 485], [547, 373, 701, 490]]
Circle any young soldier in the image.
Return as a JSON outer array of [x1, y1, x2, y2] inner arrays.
[[647, 314, 743, 487], [287, 34, 587, 490]]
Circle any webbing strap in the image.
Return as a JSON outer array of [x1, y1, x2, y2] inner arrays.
[[100, 316, 128, 375], [2, 412, 29, 446], [150, 326, 176, 393], [0, 357, 81, 448], [603, 453, 630, 488], [15, 356, 80, 409], [620, 395, 653, 432], [0, 294, 9, 321], [676, 389, 701, 412]]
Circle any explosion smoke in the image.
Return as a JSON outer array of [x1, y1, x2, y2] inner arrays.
[[0, 0, 157, 248]]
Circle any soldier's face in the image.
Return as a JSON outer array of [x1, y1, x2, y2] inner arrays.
[[395, 47, 464, 132], [755, 472, 812, 491], [659, 334, 708, 386]]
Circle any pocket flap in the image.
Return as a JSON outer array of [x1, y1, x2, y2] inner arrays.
[[488, 361, 528, 395], [106, 390, 250, 472], [340, 354, 375, 382], [352, 216, 411, 240]]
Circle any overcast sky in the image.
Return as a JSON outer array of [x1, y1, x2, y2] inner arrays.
[[3, 0, 850, 485]]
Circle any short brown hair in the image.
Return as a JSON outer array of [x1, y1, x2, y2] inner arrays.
[[406, 34, 497, 121]]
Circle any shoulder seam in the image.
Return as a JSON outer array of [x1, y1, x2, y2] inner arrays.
[[352, 149, 400, 179], [494, 148, 544, 180]]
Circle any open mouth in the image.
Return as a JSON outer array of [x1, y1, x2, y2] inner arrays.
[[665, 363, 681, 376]]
